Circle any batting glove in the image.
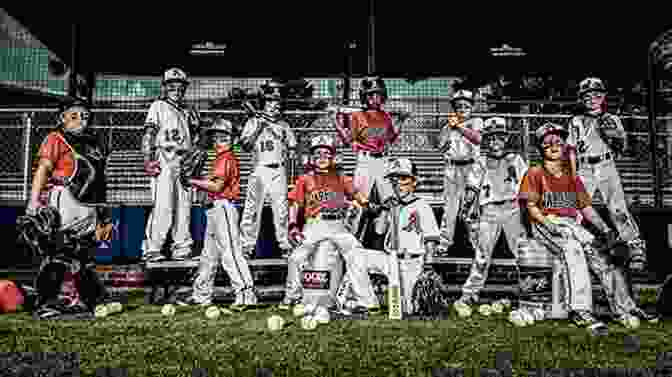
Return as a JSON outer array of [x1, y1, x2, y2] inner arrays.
[[144, 160, 161, 177]]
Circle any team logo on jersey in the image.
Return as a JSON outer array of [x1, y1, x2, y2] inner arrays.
[[401, 209, 420, 234]]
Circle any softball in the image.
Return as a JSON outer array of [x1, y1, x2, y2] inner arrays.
[[454, 302, 472, 318], [161, 304, 176, 317], [491, 302, 504, 314], [107, 302, 123, 314], [293, 304, 306, 317], [623, 315, 641, 330], [94, 304, 108, 318], [314, 306, 330, 324], [478, 304, 493, 316], [508, 310, 527, 327], [205, 306, 220, 320], [301, 315, 318, 330], [267, 315, 285, 331]]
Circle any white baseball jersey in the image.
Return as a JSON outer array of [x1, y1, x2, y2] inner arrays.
[[567, 113, 624, 156], [241, 118, 297, 166], [384, 196, 440, 255], [478, 153, 528, 206], [145, 99, 199, 158], [439, 117, 484, 161]]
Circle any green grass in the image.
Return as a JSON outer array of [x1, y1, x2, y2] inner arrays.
[[1, 292, 670, 377]]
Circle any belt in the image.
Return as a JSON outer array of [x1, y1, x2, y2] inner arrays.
[[448, 159, 474, 166], [579, 152, 613, 165], [485, 199, 514, 206], [359, 151, 385, 158], [263, 163, 283, 169], [204, 200, 235, 210], [397, 253, 423, 260]]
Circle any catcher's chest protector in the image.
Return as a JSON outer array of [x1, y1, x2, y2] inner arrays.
[[58, 132, 107, 204]]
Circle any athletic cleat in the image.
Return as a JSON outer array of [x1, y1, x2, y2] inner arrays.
[[278, 297, 301, 311], [33, 301, 93, 321], [142, 253, 166, 263], [570, 310, 609, 336], [176, 297, 212, 307], [629, 307, 660, 324]]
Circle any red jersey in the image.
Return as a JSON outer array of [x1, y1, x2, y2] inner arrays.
[[208, 150, 240, 201], [38, 132, 75, 179], [350, 110, 399, 153], [519, 166, 592, 221], [292, 174, 355, 221]]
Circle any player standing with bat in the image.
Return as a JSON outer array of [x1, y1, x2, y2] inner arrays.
[[239, 80, 297, 258], [565, 77, 647, 273], [350, 158, 440, 317], [141, 68, 202, 262]]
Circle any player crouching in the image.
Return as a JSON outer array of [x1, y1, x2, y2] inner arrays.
[[178, 119, 257, 310], [280, 135, 376, 313], [355, 158, 441, 317]]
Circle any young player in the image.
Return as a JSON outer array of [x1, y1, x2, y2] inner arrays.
[[566, 77, 647, 272], [520, 123, 658, 335], [350, 158, 441, 316], [436, 90, 484, 256], [141, 67, 201, 262], [280, 135, 374, 311], [239, 80, 297, 258], [178, 119, 257, 309], [454, 117, 529, 307]]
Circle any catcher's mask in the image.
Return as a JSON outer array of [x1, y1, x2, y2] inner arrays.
[[309, 135, 337, 172], [359, 76, 387, 108], [450, 90, 474, 119], [163, 68, 189, 103], [59, 98, 91, 136], [483, 117, 509, 158], [386, 158, 418, 200]]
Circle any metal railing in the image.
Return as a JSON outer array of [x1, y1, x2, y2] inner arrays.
[[1, 108, 671, 207]]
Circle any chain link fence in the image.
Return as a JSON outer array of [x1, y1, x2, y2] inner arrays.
[[1, 105, 670, 207]]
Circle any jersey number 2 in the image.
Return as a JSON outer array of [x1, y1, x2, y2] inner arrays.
[[165, 129, 183, 143], [260, 140, 274, 152]]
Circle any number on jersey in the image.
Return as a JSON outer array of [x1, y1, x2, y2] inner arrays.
[[260, 140, 274, 152], [165, 129, 184, 144]]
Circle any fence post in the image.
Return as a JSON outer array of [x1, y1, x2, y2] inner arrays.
[[22, 112, 33, 203], [648, 49, 663, 208]]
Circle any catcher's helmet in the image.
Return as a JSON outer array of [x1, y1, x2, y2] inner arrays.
[[385, 158, 417, 178], [359, 76, 388, 104], [578, 77, 606, 97], [163, 68, 189, 85], [309, 134, 336, 153], [450, 89, 475, 105], [535, 122, 568, 146]]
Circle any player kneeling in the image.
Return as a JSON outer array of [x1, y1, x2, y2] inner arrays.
[[354, 158, 441, 317], [280, 135, 376, 313], [178, 119, 257, 310]]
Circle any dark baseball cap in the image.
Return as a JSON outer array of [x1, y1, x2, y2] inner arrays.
[[59, 97, 90, 113]]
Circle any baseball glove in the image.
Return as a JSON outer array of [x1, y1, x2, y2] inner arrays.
[[16, 206, 61, 259], [411, 266, 451, 316], [179, 148, 208, 187]]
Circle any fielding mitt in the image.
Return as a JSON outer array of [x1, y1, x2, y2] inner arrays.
[[16, 206, 61, 259], [179, 148, 208, 187], [411, 267, 451, 316]]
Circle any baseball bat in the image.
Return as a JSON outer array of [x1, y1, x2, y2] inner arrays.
[[388, 204, 403, 320]]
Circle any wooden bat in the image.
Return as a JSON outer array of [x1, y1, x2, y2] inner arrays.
[[388, 203, 403, 320]]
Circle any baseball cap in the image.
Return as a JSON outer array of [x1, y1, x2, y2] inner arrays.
[[59, 97, 89, 113], [535, 122, 568, 142], [483, 117, 507, 135], [385, 158, 417, 178]]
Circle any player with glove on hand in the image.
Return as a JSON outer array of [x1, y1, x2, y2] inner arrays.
[[141, 68, 202, 262], [21, 98, 110, 320], [178, 119, 257, 310], [566, 77, 647, 272], [280, 135, 374, 312], [520, 123, 658, 335]]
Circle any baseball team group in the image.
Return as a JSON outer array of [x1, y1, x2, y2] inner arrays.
[[13, 66, 661, 335]]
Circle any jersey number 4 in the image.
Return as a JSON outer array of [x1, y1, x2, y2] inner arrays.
[[260, 140, 274, 152]]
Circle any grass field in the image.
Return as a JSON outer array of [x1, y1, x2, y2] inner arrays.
[[1, 291, 671, 377]]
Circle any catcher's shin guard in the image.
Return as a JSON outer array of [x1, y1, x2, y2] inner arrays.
[[35, 261, 67, 306]]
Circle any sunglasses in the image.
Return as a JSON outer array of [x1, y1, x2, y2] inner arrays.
[[65, 111, 90, 121]]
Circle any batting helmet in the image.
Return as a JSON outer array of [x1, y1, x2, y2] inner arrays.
[[385, 158, 417, 179], [450, 89, 475, 105], [163, 68, 189, 85], [309, 134, 336, 154], [359, 76, 388, 104], [578, 77, 606, 97]]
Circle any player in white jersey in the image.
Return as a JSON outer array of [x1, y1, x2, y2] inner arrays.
[[141, 68, 201, 262], [239, 81, 297, 258], [566, 77, 647, 272], [454, 117, 529, 306], [436, 90, 485, 256]]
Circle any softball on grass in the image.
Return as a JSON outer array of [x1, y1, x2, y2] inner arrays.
[[267, 315, 285, 331], [292, 304, 306, 317], [301, 315, 318, 330], [314, 306, 330, 324], [508, 310, 527, 327], [478, 304, 493, 316], [454, 302, 472, 318], [622, 315, 640, 330], [94, 304, 108, 318], [161, 304, 176, 316], [107, 302, 123, 314], [205, 306, 220, 320], [491, 302, 504, 314]]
